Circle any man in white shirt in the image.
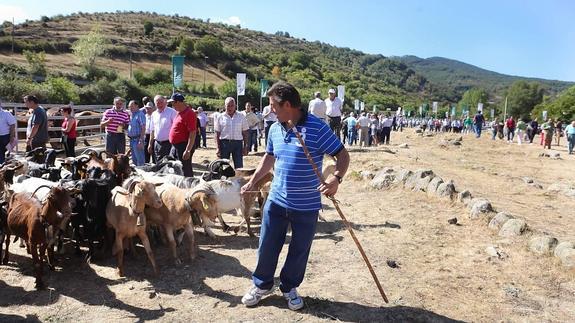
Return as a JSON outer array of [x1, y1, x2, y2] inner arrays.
[[148, 94, 177, 162], [325, 88, 343, 141], [380, 114, 394, 145], [197, 106, 208, 148], [214, 97, 249, 168], [262, 104, 277, 145], [0, 99, 16, 163], [308, 92, 327, 122], [357, 112, 370, 147]]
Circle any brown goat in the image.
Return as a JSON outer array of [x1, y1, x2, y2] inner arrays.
[[3, 186, 74, 289], [106, 180, 162, 277]]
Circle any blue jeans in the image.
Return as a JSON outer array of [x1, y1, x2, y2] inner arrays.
[[129, 137, 145, 166], [200, 127, 207, 148], [347, 128, 356, 145], [248, 129, 258, 152], [252, 201, 319, 293], [106, 133, 125, 154], [475, 124, 482, 138], [568, 134, 575, 154], [220, 139, 244, 168]]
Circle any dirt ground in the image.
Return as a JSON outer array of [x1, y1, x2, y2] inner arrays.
[[1, 129, 575, 322]]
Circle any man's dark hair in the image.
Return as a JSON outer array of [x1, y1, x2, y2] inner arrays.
[[142, 96, 150, 106], [266, 81, 301, 109], [23, 95, 39, 104]]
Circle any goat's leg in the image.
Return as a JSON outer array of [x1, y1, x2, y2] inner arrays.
[[31, 243, 45, 290], [136, 230, 158, 276], [2, 232, 9, 265], [113, 233, 125, 277], [46, 244, 56, 271], [218, 213, 230, 232], [0, 231, 4, 264], [72, 225, 82, 256], [19, 237, 25, 248], [203, 224, 217, 238], [163, 225, 180, 265], [183, 223, 197, 260]]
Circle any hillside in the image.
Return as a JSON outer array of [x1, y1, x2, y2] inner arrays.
[[392, 55, 572, 99], [0, 11, 572, 109]]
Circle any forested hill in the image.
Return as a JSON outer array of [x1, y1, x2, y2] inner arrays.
[[0, 11, 571, 109], [392, 55, 572, 99]]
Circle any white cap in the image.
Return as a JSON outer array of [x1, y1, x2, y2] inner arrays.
[[328, 88, 336, 94]]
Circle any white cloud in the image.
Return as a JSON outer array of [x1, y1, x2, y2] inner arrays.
[[211, 16, 242, 26], [0, 5, 30, 24]]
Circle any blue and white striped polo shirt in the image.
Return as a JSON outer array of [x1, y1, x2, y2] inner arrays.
[[266, 113, 344, 211]]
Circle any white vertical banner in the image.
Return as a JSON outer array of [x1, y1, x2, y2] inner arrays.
[[477, 102, 483, 112], [236, 73, 246, 96], [373, 105, 377, 113], [542, 110, 548, 121], [354, 99, 360, 111], [360, 101, 365, 111], [490, 109, 495, 119], [432, 101, 438, 113], [397, 107, 402, 115], [419, 105, 423, 116], [337, 85, 345, 103]]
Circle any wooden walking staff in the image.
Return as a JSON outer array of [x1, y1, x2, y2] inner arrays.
[[287, 120, 389, 303]]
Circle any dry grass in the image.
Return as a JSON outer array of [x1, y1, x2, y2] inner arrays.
[[1, 130, 574, 322]]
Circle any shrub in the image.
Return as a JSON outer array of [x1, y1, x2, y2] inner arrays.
[[143, 21, 154, 36], [42, 77, 80, 104]]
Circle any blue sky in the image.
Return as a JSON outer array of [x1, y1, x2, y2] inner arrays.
[[1, 0, 573, 81]]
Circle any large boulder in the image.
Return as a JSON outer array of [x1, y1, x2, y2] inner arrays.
[[414, 175, 434, 192], [405, 169, 434, 190], [554, 242, 575, 269], [370, 172, 396, 190], [427, 177, 444, 195], [469, 198, 494, 219], [499, 219, 527, 237], [436, 180, 456, 199], [457, 190, 473, 205], [555, 241, 575, 258], [396, 169, 413, 184], [547, 183, 575, 198], [488, 212, 514, 231], [528, 235, 558, 255]]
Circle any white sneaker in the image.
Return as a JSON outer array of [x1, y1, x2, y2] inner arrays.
[[241, 286, 272, 307], [282, 288, 304, 311]]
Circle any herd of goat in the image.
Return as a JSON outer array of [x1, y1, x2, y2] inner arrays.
[[0, 147, 273, 289]]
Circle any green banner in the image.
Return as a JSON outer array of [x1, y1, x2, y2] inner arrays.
[[172, 55, 185, 89], [260, 79, 269, 97]]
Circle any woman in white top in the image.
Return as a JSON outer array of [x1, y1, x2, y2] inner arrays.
[[0, 100, 16, 164]]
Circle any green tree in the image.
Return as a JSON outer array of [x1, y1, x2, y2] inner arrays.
[[178, 37, 194, 58], [42, 77, 80, 104], [72, 26, 110, 74], [458, 88, 489, 113], [532, 85, 575, 121], [23, 50, 47, 77], [143, 21, 154, 36], [505, 80, 544, 119], [194, 35, 224, 59]]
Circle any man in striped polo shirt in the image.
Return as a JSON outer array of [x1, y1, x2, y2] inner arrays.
[[240, 81, 350, 311], [101, 97, 130, 154]]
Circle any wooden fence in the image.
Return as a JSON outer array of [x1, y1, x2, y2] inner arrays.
[[3, 103, 109, 153], [2, 103, 219, 154]]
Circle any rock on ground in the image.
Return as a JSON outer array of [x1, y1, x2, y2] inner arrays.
[[360, 170, 376, 180], [499, 219, 527, 237], [427, 177, 444, 195], [488, 212, 514, 231], [457, 190, 473, 205], [398, 143, 409, 148], [404, 169, 434, 190], [469, 198, 494, 219], [436, 180, 456, 199], [528, 235, 559, 255], [370, 172, 396, 190], [554, 242, 575, 269], [396, 169, 413, 184]]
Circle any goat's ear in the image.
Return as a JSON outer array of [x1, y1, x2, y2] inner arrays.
[[154, 183, 163, 187], [200, 195, 210, 211]]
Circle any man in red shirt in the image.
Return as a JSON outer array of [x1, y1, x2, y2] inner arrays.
[[168, 93, 197, 177]]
